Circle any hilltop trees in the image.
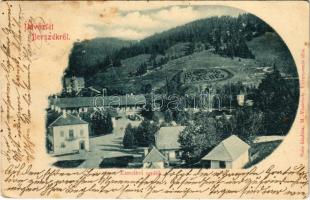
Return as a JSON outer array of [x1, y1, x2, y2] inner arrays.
[[141, 83, 152, 94], [136, 62, 147, 76], [218, 37, 255, 59], [112, 57, 122, 67], [66, 38, 131, 77], [185, 42, 195, 55]]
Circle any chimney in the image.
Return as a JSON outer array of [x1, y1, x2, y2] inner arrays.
[[62, 110, 67, 118], [143, 147, 149, 157], [102, 88, 107, 97], [237, 94, 245, 106]]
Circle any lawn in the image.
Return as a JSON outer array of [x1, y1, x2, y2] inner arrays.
[[247, 32, 297, 76], [90, 46, 266, 94], [53, 159, 85, 168], [85, 32, 297, 97], [99, 156, 134, 168]]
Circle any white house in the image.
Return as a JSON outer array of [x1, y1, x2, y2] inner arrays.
[[155, 126, 185, 162], [237, 94, 245, 106], [47, 113, 90, 155], [201, 135, 250, 169]]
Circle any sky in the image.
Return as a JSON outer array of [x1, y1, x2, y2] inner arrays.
[[86, 5, 246, 40], [19, 3, 246, 42]]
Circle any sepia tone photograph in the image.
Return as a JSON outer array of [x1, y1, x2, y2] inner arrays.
[[1, 1, 308, 199], [45, 5, 299, 169]]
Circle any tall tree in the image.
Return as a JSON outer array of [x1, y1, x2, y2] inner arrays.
[[164, 109, 173, 123], [134, 120, 159, 147], [178, 117, 220, 163], [141, 94, 154, 120], [123, 124, 136, 148], [185, 42, 195, 55], [233, 108, 264, 143], [136, 63, 147, 76], [141, 83, 152, 94], [255, 65, 298, 135], [91, 112, 114, 135]]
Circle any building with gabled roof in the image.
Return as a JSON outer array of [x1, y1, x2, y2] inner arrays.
[[47, 113, 90, 155], [142, 147, 167, 168], [201, 135, 250, 169], [155, 126, 185, 162], [49, 95, 146, 115]]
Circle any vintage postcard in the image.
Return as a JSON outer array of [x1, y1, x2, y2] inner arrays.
[[0, 1, 309, 199]]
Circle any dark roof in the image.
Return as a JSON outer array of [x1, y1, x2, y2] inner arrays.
[[143, 147, 167, 163], [202, 135, 250, 161], [64, 77, 85, 85], [155, 126, 185, 150], [53, 95, 146, 108], [88, 86, 101, 93], [105, 108, 119, 117], [48, 114, 88, 127]]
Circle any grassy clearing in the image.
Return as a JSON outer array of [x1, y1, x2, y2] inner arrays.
[[91, 33, 295, 93], [247, 32, 297, 75], [53, 159, 85, 168], [99, 156, 134, 168]]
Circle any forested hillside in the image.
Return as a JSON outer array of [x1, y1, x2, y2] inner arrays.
[[65, 14, 272, 78], [65, 38, 134, 77], [64, 13, 297, 96], [114, 14, 272, 60]]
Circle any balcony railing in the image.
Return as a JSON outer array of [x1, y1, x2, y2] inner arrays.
[[65, 136, 77, 141]]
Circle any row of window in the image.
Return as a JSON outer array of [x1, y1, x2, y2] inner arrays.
[[60, 129, 84, 138], [63, 106, 143, 113], [203, 160, 226, 168]]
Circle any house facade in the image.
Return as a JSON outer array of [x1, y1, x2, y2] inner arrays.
[[47, 113, 90, 155], [201, 135, 250, 169], [155, 126, 185, 163], [64, 76, 85, 94], [237, 94, 245, 106]]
